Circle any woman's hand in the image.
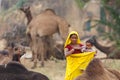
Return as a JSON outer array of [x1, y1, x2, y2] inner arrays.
[[73, 46, 82, 50], [64, 48, 74, 57], [70, 48, 75, 53]]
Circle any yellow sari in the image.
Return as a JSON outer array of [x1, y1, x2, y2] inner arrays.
[[64, 31, 95, 80]]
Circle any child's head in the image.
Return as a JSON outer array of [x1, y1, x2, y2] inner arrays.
[[14, 47, 21, 53], [86, 40, 93, 49]]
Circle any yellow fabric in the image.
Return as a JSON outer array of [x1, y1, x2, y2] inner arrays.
[[64, 31, 95, 80], [64, 52, 95, 80], [64, 31, 81, 48]]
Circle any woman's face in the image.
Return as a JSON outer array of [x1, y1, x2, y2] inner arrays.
[[70, 34, 78, 44]]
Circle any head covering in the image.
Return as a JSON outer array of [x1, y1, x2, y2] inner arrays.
[[0, 50, 9, 55], [64, 31, 81, 48]]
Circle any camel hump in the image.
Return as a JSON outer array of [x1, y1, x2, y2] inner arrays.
[[0, 65, 5, 73], [42, 8, 56, 15], [6, 61, 28, 73], [86, 58, 105, 75], [29, 71, 49, 80]]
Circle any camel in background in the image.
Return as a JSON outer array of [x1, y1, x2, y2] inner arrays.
[[88, 36, 120, 59], [20, 7, 70, 68]]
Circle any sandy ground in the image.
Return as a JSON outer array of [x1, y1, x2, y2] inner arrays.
[[20, 46, 120, 80], [20, 53, 120, 80], [0, 39, 119, 80], [21, 59, 66, 80]]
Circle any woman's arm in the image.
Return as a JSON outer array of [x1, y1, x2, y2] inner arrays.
[[64, 48, 74, 57]]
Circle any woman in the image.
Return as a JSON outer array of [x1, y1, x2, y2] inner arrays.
[[64, 31, 95, 80], [64, 31, 83, 57]]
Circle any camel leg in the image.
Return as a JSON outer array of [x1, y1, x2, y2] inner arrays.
[[31, 50, 37, 69], [31, 49, 34, 61], [34, 37, 44, 67], [30, 42, 34, 61], [31, 38, 38, 69], [39, 38, 46, 67], [31, 53, 37, 69], [31, 53, 34, 61], [31, 54, 37, 69], [44, 36, 54, 60]]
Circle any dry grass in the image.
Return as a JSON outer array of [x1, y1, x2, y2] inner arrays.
[[21, 59, 66, 80], [102, 59, 120, 70], [20, 57, 120, 80]]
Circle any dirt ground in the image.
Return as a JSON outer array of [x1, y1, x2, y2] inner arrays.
[[21, 59, 66, 80], [20, 50, 120, 80], [0, 39, 120, 80]]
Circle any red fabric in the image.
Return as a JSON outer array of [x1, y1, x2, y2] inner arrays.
[[65, 44, 83, 54]]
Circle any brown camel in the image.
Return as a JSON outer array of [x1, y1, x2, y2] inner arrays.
[[26, 8, 70, 68], [88, 36, 120, 59], [0, 61, 49, 80], [75, 58, 120, 80], [20, 7, 66, 60]]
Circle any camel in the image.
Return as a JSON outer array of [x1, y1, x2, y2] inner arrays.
[[88, 36, 120, 59], [75, 58, 120, 80], [24, 8, 70, 68], [20, 7, 66, 60], [0, 61, 49, 80]]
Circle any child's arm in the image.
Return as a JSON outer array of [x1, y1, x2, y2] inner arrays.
[[92, 48, 97, 56], [81, 46, 86, 53]]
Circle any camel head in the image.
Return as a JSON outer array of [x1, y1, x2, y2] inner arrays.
[[87, 36, 119, 58], [20, 6, 32, 25], [42, 8, 56, 15], [58, 18, 70, 41], [20, 6, 31, 15]]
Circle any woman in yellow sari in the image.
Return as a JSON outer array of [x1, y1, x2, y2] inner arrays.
[[64, 31, 95, 80]]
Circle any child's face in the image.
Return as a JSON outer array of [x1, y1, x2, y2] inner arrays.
[[70, 34, 78, 44], [86, 42, 92, 49]]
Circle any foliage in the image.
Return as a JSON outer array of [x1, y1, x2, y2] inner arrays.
[[2, 24, 28, 46], [0, 0, 27, 16], [101, 0, 120, 9], [75, 0, 89, 8], [97, 4, 120, 47]]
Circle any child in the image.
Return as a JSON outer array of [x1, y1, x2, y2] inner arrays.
[[12, 47, 22, 62], [81, 40, 97, 56]]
